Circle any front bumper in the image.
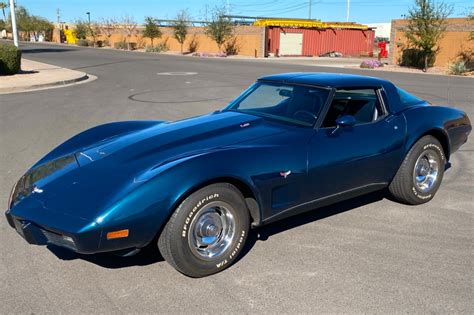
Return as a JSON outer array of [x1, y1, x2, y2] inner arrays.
[[6, 211, 81, 252], [4, 207, 106, 254]]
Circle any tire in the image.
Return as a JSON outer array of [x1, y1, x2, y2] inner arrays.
[[389, 135, 446, 205], [158, 183, 250, 277]]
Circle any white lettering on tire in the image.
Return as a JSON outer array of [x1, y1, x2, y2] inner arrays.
[[423, 143, 445, 161], [181, 193, 219, 237], [216, 230, 246, 268]]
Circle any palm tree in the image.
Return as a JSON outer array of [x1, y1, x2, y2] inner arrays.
[[0, 1, 8, 23]]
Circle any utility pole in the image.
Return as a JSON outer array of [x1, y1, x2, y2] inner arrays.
[[346, 0, 350, 22], [226, 0, 230, 15], [309, 0, 312, 19], [9, 0, 18, 47], [56, 8, 60, 25]]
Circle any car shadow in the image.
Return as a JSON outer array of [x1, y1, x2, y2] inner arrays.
[[48, 189, 388, 270], [237, 189, 388, 262], [48, 242, 164, 269]]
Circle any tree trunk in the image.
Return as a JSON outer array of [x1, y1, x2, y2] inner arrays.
[[180, 42, 183, 54], [423, 53, 428, 72], [151, 38, 153, 48]]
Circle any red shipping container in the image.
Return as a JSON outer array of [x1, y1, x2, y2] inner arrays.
[[266, 27, 374, 57]]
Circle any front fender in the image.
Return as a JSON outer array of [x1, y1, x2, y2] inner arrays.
[[96, 144, 301, 249]]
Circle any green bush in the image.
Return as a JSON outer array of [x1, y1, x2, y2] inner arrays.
[[400, 48, 435, 69], [449, 60, 469, 75], [449, 50, 473, 75], [0, 44, 22, 75], [145, 43, 168, 53]]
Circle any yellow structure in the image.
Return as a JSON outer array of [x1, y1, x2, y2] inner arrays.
[[253, 18, 369, 30], [63, 28, 76, 44]]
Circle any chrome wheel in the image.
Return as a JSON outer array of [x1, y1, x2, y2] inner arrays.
[[413, 149, 440, 193], [188, 201, 236, 260]]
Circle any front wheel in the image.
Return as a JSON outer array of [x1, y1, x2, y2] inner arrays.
[[389, 135, 446, 205], [158, 183, 250, 277]]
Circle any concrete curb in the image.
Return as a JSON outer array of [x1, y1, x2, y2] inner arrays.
[[0, 73, 90, 94]]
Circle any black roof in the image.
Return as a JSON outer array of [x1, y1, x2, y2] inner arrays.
[[258, 72, 389, 88]]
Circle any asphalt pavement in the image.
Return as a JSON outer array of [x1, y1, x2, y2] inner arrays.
[[0, 42, 473, 313]]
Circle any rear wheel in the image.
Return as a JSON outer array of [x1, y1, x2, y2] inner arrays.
[[158, 183, 250, 277], [389, 135, 446, 205]]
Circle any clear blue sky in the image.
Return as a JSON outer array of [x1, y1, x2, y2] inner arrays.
[[11, 0, 473, 24]]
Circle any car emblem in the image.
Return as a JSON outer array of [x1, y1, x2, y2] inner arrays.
[[280, 170, 291, 178], [32, 186, 43, 194]]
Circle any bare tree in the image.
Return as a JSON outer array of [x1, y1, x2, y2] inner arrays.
[[89, 22, 101, 47], [100, 18, 118, 46], [119, 15, 137, 50]]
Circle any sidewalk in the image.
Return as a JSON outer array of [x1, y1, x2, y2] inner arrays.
[[0, 59, 91, 94]]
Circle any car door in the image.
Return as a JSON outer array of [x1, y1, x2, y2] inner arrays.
[[306, 87, 406, 201]]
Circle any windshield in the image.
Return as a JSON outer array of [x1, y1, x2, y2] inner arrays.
[[225, 82, 330, 127]]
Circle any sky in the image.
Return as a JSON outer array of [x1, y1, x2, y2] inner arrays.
[[8, 0, 473, 24]]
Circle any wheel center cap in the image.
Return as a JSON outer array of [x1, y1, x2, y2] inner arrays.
[[417, 160, 430, 177], [206, 224, 218, 236]]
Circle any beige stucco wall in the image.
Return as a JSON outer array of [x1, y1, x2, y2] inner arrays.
[[390, 18, 474, 66], [55, 25, 266, 57]]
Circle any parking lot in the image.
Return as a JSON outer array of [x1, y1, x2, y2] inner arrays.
[[0, 42, 473, 313]]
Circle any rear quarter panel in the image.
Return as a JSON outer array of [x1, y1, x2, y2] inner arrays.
[[402, 105, 471, 160]]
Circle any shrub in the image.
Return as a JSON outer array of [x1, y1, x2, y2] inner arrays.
[[449, 50, 473, 75], [224, 37, 240, 56], [449, 60, 469, 75], [187, 35, 199, 53], [114, 40, 128, 50], [145, 41, 169, 53], [0, 44, 22, 75], [400, 48, 435, 69], [76, 39, 89, 47], [457, 49, 474, 70], [145, 45, 162, 53], [360, 60, 384, 69]]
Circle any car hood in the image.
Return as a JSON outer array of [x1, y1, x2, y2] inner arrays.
[[11, 111, 286, 220], [74, 110, 283, 172]]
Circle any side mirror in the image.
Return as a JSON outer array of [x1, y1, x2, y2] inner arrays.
[[335, 115, 356, 127], [278, 89, 292, 98]]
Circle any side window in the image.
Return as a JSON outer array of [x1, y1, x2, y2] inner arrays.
[[322, 88, 385, 128]]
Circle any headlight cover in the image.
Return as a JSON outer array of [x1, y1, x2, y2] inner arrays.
[[7, 154, 78, 209]]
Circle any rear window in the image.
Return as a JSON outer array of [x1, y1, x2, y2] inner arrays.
[[397, 88, 422, 105]]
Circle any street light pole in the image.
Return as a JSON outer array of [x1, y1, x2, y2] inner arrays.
[[309, 0, 312, 19], [9, 0, 18, 47], [86, 12, 91, 24], [346, 0, 350, 22]]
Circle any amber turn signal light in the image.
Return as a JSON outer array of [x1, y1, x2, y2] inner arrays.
[[107, 229, 129, 239]]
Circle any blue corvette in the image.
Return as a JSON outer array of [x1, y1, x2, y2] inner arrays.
[[6, 73, 471, 277]]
